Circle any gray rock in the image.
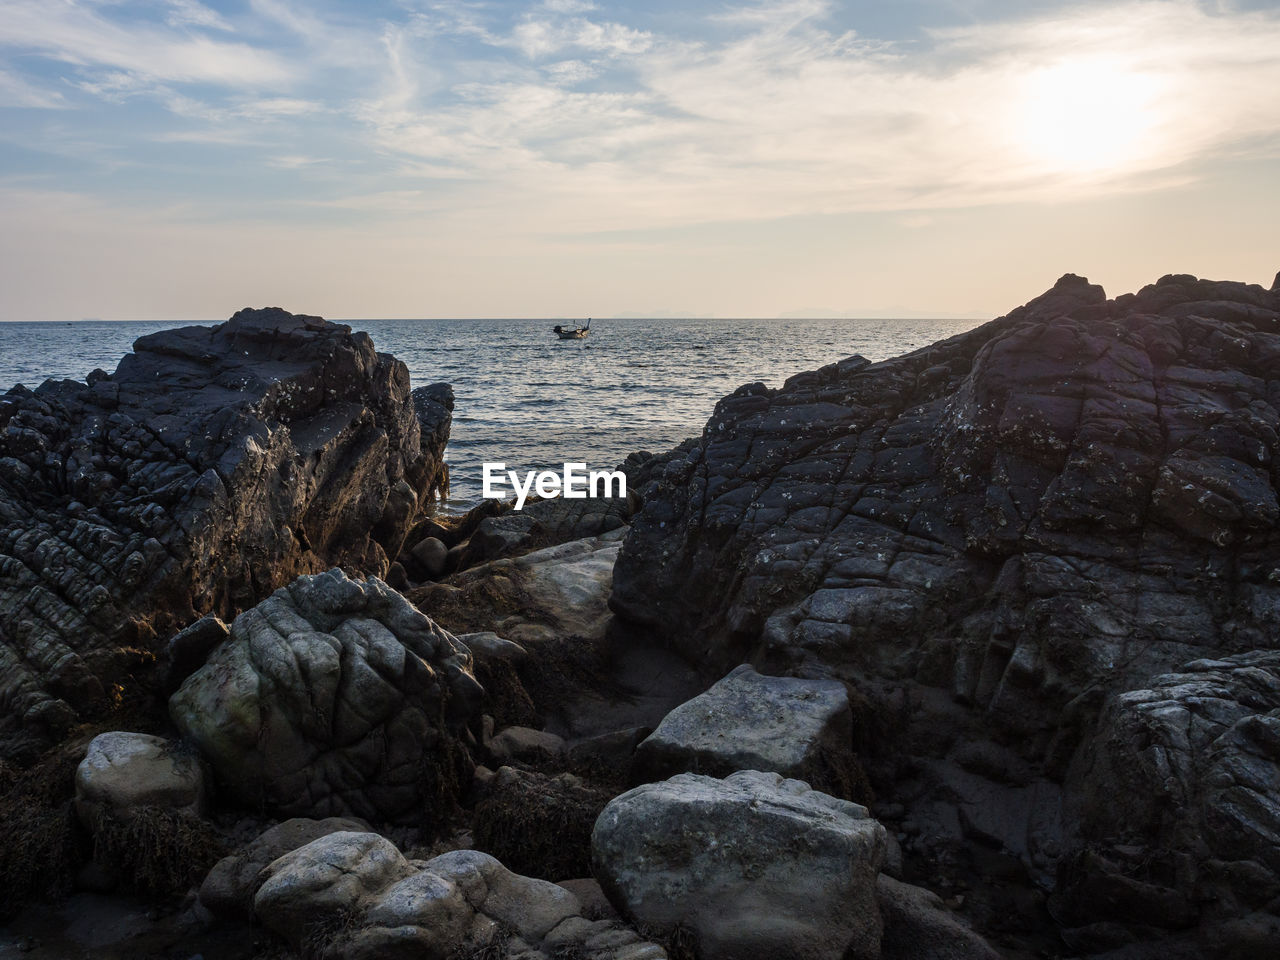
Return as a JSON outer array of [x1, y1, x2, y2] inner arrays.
[[608, 272, 1280, 940], [488, 726, 567, 764], [74, 731, 205, 828], [1057, 651, 1280, 939], [410, 536, 448, 578], [456, 631, 529, 662], [412, 532, 622, 643], [631, 664, 854, 794], [169, 568, 481, 822], [0, 307, 450, 760], [252, 836, 666, 960], [254, 831, 415, 945], [200, 816, 369, 919], [557, 878, 619, 921], [877, 875, 1002, 960], [458, 492, 639, 568], [592, 769, 886, 960]]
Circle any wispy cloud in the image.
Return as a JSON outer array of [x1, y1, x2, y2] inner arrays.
[[0, 0, 293, 87], [2, 0, 1278, 236], [0, 66, 66, 108], [343, 0, 1280, 232]]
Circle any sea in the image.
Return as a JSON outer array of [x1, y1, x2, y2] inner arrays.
[[0, 317, 982, 508]]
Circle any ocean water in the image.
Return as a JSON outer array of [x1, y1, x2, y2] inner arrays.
[[0, 317, 982, 506]]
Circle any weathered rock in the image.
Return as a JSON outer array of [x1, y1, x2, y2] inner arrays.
[[488, 726, 567, 765], [252, 835, 665, 959], [160, 613, 229, 694], [1057, 651, 1280, 947], [169, 568, 481, 822], [200, 816, 369, 919], [592, 769, 886, 960], [631, 664, 855, 795], [254, 831, 416, 945], [412, 530, 623, 642], [0, 307, 450, 760], [457, 492, 640, 568], [74, 731, 205, 827], [877, 875, 1002, 960], [456, 631, 529, 662], [608, 273, 1280, 938], [410, 536, 449, 578]]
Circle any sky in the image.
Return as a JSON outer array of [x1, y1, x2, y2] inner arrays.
[[0, 0, 1277, 322]]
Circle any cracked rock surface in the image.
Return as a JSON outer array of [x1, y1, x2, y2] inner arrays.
[[0, 307, 450, 760], [169, 568, 481, 822], [610, 272, 1280, 945], [252, 833, 666, 959]]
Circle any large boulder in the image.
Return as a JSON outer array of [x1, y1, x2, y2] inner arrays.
[[169, 568, 481, 822], [631, 664, 856, 795], [74, 730, 205, 827], [200, 816, 370, 919], [1057, 650, 1280, 953], [252, 835, 666, 959], [592, 769, 887, 960], [608, 273, 1280, 938], [0, 307, 450, 760]]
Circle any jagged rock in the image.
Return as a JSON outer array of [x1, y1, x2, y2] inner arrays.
[[169, 568, 481, 822], [74, 731, 205, 827], [412, 530, 623, 642], [252, 835, 665, 959], [160, 613, 229, 694], [1057, 650, 1280, 949], [200, 816, 369, 919], [608, 273, 1280, 937], [631, 664, 855, 795], [592, 769, 886, 960], [0, 308, 450, 760], [877, 875, 1002, 960], [456, 491, 640, 568]]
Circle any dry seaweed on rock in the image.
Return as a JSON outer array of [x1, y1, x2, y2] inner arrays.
[[0, 739, 90, 916], [472, 767, 612, 881], [92, 804, 228, 898]]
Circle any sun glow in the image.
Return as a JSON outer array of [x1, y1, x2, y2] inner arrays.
[[1014, 58, 1168, 175]]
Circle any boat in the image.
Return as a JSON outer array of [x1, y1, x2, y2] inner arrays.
[[553, 318, 591, 339]]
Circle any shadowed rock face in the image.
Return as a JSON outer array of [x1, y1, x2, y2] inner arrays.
[[613, 272, 1280, 713], [0, 308, 451, 759], [610, 272, 1280, 944]]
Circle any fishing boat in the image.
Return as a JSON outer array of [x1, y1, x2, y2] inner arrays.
[[553, 318, 591, 339]]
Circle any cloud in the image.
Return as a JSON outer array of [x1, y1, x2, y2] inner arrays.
[[3, 0, 1279, 242], [353, 0, 1280, 233], [0, 67, 67, 108], [0, 0, 294, 87], [510, 16, 653, 58], [163, 0, 234, 32]]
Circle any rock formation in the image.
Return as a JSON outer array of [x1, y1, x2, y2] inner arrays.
[[169, 568, 481, 823], [0, 307, 450, 760], [630, 663, 857, 796], [610, 272, 1280, 949], [592, 769, 887, 960], [252, 834, 667, 959]]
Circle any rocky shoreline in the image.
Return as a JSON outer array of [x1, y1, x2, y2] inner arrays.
[[2, 274, 1279, 959]]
